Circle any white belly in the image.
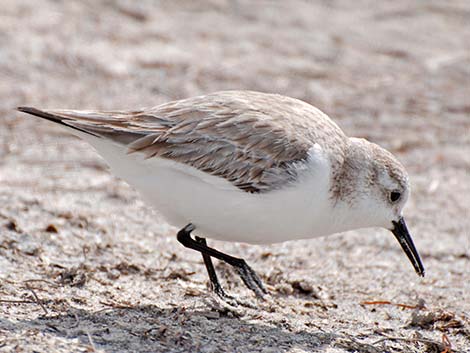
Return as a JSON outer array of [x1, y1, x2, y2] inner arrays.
[[83, 136, 335, 244]]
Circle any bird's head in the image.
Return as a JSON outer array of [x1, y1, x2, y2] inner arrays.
[[335, 138, 425, 277]]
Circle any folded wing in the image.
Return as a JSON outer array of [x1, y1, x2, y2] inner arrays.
[[18, 91, 345, 193]]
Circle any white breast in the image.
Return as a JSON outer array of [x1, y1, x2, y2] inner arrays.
[[83, 136, 336, 244]]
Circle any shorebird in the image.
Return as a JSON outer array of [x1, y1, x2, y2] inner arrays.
[[18, 90, 424, 299]]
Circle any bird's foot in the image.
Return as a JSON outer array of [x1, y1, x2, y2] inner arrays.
[[233, 259, 267, 299], [211, 285, 258, 309], [177, 223, 267, 303]]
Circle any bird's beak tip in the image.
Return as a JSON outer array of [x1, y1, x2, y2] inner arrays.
[[391, 217, 425, 277]]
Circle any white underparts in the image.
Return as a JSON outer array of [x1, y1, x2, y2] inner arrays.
[[83, 137, 347, 244]]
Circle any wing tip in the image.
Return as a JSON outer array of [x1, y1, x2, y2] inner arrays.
[[17, 106, 63, 123], [16, 106, 100, 138], [17, 106, 39, 114]]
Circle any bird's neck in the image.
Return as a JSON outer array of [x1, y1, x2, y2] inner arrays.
[[329, 138, 372, 203], [324, 139, 381, 233]]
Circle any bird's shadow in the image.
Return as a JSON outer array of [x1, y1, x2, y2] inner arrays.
[[0, 303, 340, 352]]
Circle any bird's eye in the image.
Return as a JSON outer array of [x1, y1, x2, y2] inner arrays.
[[390, 191, 401, 203]]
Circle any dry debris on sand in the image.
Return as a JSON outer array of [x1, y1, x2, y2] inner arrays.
[[1, 1, 469, 352]]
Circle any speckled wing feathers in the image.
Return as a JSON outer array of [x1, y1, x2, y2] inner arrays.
[[30, 91, 348, 193]]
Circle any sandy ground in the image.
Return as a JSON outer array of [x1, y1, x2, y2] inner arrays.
[[1, 1, 469, 352]]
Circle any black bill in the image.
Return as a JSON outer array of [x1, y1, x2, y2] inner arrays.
[[391, 217, 425, 277]]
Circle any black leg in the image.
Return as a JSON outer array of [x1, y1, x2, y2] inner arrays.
[[194, 236, 229, 298], [177, 224, 267, 298]]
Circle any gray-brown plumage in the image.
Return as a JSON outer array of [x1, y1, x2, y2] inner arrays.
[[17, 90, 425, 292], [19, 91, 347, 193]]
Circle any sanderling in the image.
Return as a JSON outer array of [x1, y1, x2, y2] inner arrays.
[[18, 90, 424, 299]]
